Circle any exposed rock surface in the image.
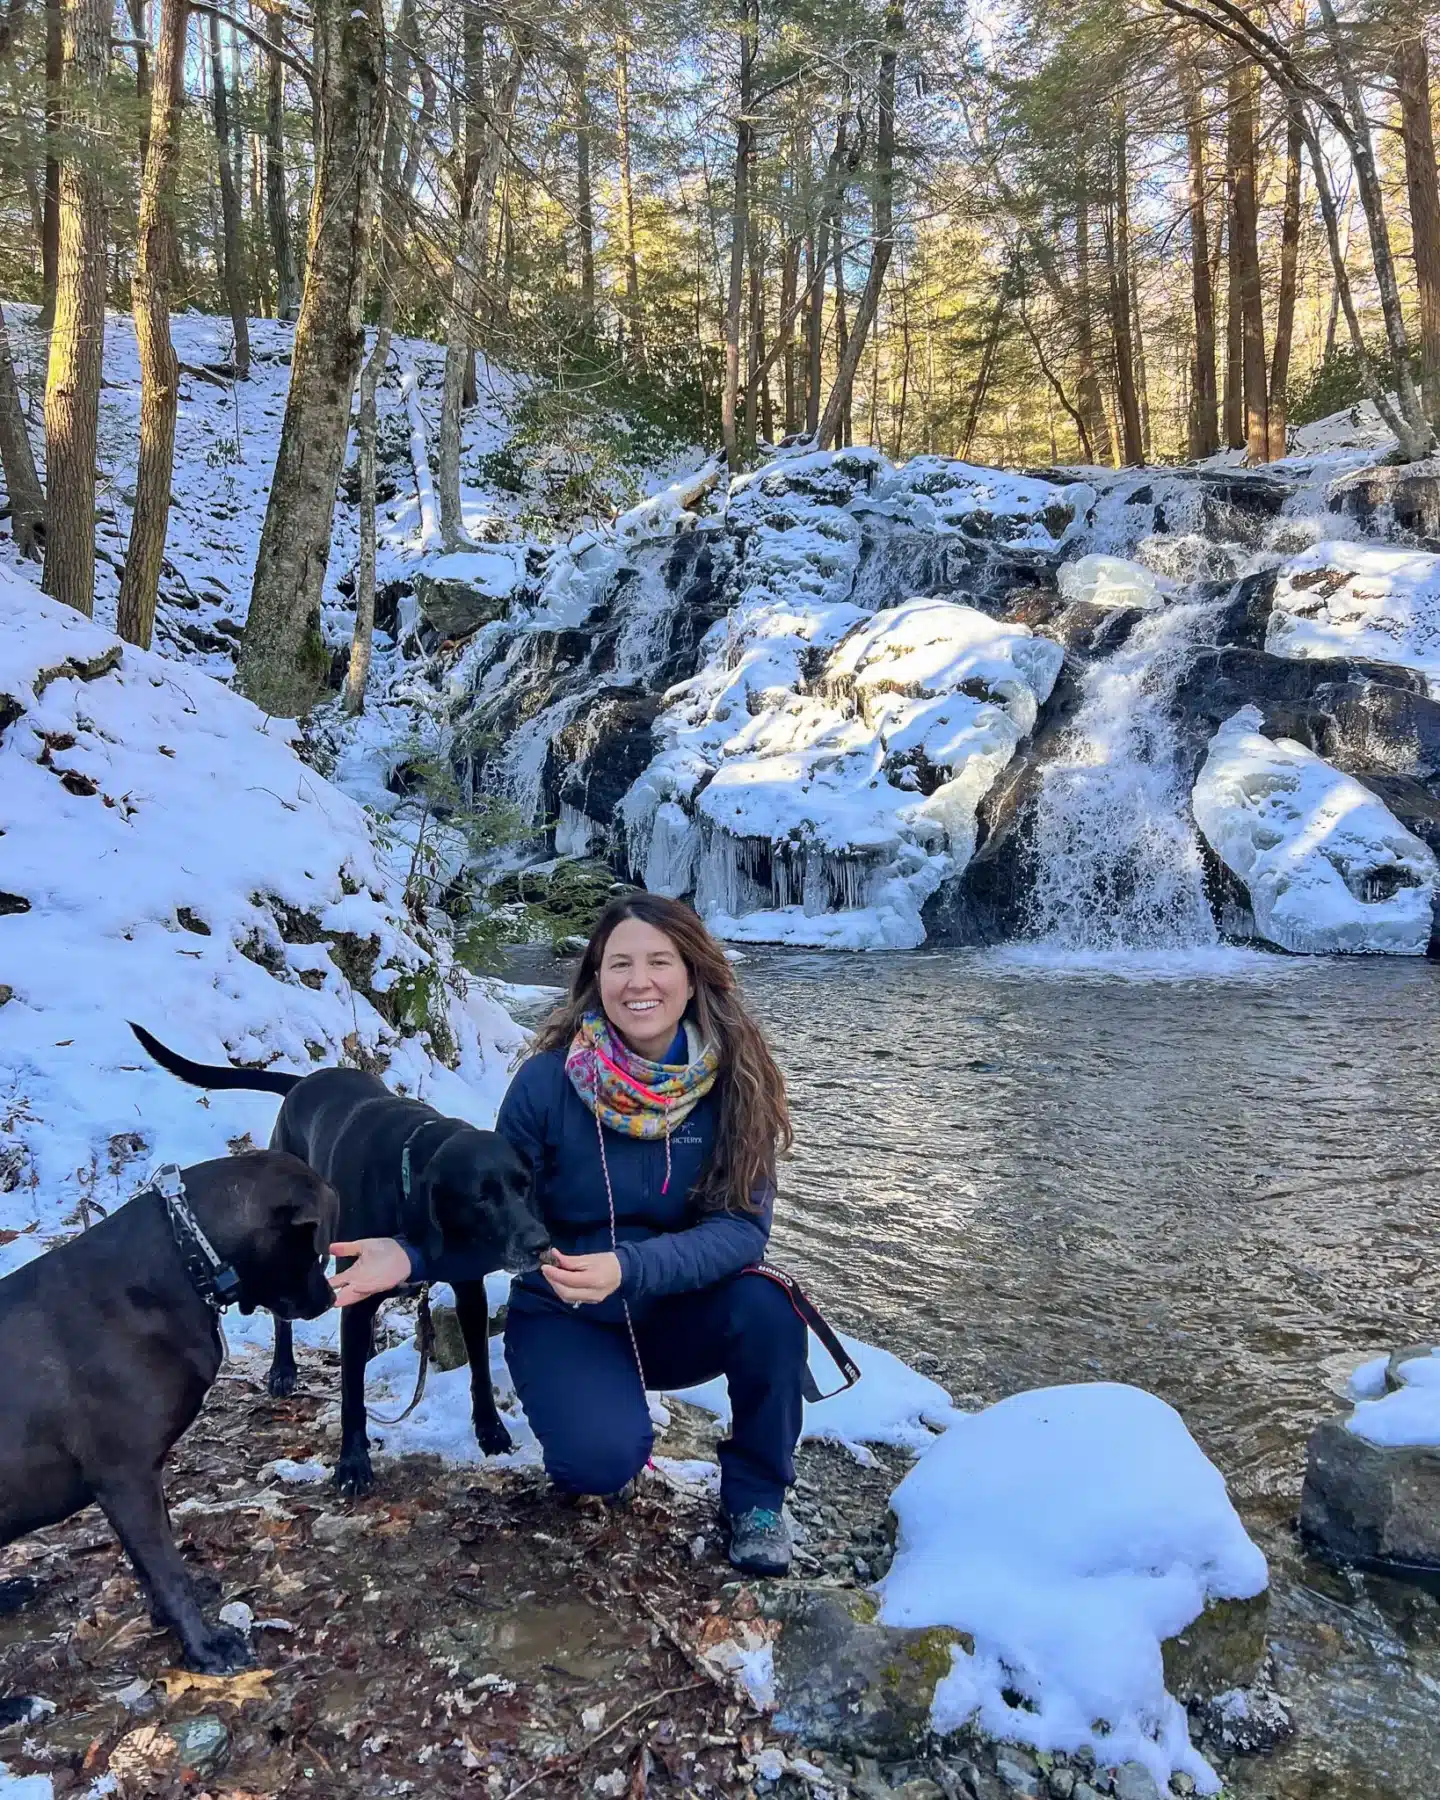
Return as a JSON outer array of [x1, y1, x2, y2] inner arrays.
[[1300, 1418, 1440, 1574]]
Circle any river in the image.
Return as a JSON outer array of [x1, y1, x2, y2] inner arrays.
[[742, 945, 1440, 1799]]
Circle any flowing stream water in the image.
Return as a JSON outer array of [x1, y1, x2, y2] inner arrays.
[[737, 946, 1440, 1799]]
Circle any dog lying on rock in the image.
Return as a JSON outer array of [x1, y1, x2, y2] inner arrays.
[[130, 1025, 551, 1496], [0, 1150, 336, 1673]]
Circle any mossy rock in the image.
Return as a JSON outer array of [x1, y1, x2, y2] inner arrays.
[[492, 857, 637, 954], [723, 1580, 969, 1756], [1160, 1590, 1269, 1700]]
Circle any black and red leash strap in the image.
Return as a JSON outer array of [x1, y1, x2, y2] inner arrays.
[[744, 1262, 863, 1403]]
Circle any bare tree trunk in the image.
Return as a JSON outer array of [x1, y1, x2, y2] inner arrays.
[[41, 0, 109, 617], [721, 0, 756, 470], [817, 3, 902, 452], [1314, 0, 1430, 454], [209, 9, 250, 377], [778, 224, 799, 434], [1396, 29, 1440, 428], [38, 0, 61, 329], [347, 0, 414, 715], [1181, 53, 1219, 457], [237, 0, 385, 715], [1107, 112, 1144, 467], [1268, 29, 1303, 462], [263, 0, 298, 321], [573, 46, 595, 330], [1227, 57, 1267, 460], [438, 43, 525, 547], [116, 0, 187, 648], [803, 113, 847, 439], [1074, 157, 1112, 465], [1132, 277, 1152, 462], [1222, 107, 1243, 449], [460, 11, 485, 410], [615, 34, 644, 370], [126, 0, 151, 170], [0, 301, 44, 558]]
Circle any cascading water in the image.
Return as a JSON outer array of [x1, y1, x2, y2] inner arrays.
[[1026, 600, 1224, 952]]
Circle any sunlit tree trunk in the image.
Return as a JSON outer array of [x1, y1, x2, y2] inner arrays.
[[38, 0, 61, 329], [237, 0, 385, 714], [116, 0, 187, 648], [615, 34, 644, 370], [1396, 29, 1440, 428], [1227, 58, 1267, 460], [1107, 112, 1143, 467], [573, 47, 595, 329], [1181, 54, 1219, 457], [721, 0, 756, 469], [41, 0, 109, 617], [1268, 43, 1304, 463]]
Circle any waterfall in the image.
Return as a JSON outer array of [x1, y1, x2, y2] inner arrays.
[[1026, 601, 1221, 952]]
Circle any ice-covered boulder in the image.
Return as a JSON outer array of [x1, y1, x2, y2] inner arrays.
[[627, 598, 1062, 950], [1191, 707, 1438, 954], [878, 1382, 1268, 1794], [1268, 541, 1440, 691], [1058, 553, 1173, 611]]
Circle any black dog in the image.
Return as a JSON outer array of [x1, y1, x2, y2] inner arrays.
[[0, 1151, 336, 1673], [130, 1024, 550, 1497]]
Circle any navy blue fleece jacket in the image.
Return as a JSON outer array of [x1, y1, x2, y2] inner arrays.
[[495, 1040, 772, 1313]]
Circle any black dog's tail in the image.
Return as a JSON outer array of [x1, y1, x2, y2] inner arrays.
[[129, 1022, 300, 1096]]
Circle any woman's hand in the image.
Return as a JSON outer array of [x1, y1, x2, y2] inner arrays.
[[328, 1237, 412, 1306], [541, 1250, 622, 1306]]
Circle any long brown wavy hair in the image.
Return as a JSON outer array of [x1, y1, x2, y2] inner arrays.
[[531, 894, 792, 1214]]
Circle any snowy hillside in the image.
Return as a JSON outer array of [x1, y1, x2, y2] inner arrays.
[[0, 565, 522, 1252]]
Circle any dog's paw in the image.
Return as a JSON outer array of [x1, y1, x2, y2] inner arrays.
[[474, 1415, 514, 1457], [189, 1571, 224, 1608], [333, 1449, 374, 1498], [182, 1622, 254, 1675], [267, 1365, 299, 1399]]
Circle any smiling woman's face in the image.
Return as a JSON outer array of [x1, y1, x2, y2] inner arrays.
[[598, 917, 695, 1060]]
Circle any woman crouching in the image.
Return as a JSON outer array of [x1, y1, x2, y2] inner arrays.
[[337, 894, 806, 1575]]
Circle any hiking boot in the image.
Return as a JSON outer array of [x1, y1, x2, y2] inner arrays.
[[723, 1505, 793, 1576]]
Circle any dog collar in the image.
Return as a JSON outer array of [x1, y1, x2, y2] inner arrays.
[[147, 1164, 243, 1312]]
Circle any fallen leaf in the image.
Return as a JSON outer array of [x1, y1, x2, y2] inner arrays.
[[160, 1667, 275, 1704]]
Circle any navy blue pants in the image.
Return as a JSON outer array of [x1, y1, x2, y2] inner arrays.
[[503, 1271, 808, 1514]]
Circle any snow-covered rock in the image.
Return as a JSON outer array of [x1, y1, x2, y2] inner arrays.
[[611, 448, 1075, 950], [878, 1382, 1269, 1794], [1058, 553, 1174, 611], [0, 569, 521, 1246], [1191, 706, 1437, 955], [1268, 541, 1440, 691], [1301, 1348, 1440, 1577], [630, 599, 1062, 951]]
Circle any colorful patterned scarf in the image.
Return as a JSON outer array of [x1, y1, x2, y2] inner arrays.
[[565, 1009, 720, 1140]]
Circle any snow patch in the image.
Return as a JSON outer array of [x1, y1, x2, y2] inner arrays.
[[1347, 1347, 1440, 1448], [879, 1382, 1267, 1794], [1268, 541, 1440, 692]]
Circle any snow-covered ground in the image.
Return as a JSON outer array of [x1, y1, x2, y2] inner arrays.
[[1192, 706, 1437, 956]]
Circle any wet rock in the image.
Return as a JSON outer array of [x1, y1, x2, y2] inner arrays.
[[1210, 567, 1277, 650], [170, 1715, 231, 1777], [414, 553, 522, 640], [556, 689, 665, 842], [424, 1303, 470, 1373], [1328, 457, 1440, 550], [719, 1581, 968, 1757], [995, 1750, 1041, 1794], [1299, 1416, 1440, 1575], [1160, 1590, 1270, 1700], [1108, 1763, 1160, 1800], [1189, 1682, 1293, 1755]]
